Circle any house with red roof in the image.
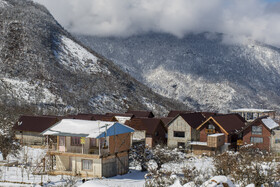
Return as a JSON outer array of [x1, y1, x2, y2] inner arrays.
[[242, 116, 280, 152], [125, 118, 166, 147], [191, 114, 246, 155], [167, 113, 208, 149], [196, 114, 246, 144], [13, 115, 60, 145]]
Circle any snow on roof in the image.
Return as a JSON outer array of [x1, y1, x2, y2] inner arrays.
[[230, 108, 275, 113], [189, 142, 207, 146], [208, 133, 224, 137], [41, 119, 134, 138], [261, 117, 279, 130]]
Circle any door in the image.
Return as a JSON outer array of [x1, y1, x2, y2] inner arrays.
[[59, 136, 66, 152]]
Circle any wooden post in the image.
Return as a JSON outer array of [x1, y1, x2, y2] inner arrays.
[[99, 139, 101, 156], [57, 136, 59, 151]]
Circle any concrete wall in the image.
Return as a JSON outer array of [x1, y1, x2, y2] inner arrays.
[[168, 116, 191, 148], [271, 130, 280, 153], [55, 155, 102, 177], [132, 131, 146, 141], [56, 155, 69, 171], [15, 131, 45, 145], [55, 153, 128, 178]]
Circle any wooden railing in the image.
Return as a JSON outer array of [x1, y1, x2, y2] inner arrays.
[[205, 129, 215, 134]]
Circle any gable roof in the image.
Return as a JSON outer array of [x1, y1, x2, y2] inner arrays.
[[168, 113, 208, 129], [201, 112, 217, 119], [63, 114, 94, 120], [197, 114, 246, 134], [242, 116, 279, 132], [160, 117, 173, 127], [125, 118, 165, 135], [126, 110, 154, 118], [42, 119, 134, 138], [167, 110, 193, 117], [13, 115, 60, 133], [105, 113, 134, 118]]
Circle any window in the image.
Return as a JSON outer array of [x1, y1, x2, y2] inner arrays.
[[275, 139, 280, 144], [174, 131, 185, 138], [71, 137, 81, 146], [177, 142, 185, 149], [82, 159, 93, 170], [250, 137, 263, 144], [252, 126, 262, 135], [208, 124, 215, 129], [59, 136, 65, 146]]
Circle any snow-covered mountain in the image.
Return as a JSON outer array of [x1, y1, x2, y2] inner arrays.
[[0, 0, 186, 117], [76, 33, 280, 112]]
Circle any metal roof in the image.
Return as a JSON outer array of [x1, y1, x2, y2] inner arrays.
[[230, 108, 275, 113], [41, 119, 134, 138]]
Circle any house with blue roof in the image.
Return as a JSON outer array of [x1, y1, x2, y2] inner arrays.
[[42, 119, 134, 178]]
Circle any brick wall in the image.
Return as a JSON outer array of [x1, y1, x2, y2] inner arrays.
[[243, 121, 271, 151], [199, 121, 229, 143]]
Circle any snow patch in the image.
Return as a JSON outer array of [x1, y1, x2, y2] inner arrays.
[[56, 35, 110, 75], [89, 94, 129, 112], [0, 0, 9, 8], [0, 78, 64, 105]]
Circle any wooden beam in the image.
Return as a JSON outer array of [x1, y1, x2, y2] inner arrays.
[[48, 151, 100, 159]]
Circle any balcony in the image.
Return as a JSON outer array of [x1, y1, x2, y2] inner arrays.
[[47, 144, 109, 157], [205, 129, 215, 134]]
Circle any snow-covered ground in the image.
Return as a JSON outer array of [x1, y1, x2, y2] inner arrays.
[[0, 146, 279, 187]]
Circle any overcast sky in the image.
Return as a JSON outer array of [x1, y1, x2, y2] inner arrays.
[[34, 0, 280, 46]]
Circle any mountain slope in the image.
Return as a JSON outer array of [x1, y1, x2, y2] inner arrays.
[[75, 33, 280, 112], [0, 0, 187, 118]]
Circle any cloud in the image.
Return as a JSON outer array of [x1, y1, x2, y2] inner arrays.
[[34, 0, 280, 46]]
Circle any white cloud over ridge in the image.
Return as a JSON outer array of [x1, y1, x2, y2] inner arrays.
[[35, 0, 280, 46]]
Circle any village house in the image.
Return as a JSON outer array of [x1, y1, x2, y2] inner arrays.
[[13, 115, 60, 145], [242, 116, 280, 152], [167, 113, 208, 149], [125, 118, 166, 147], [188, 114, 246, 155], [196, 114, 246, 147], [42, 119, 134, 178]]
